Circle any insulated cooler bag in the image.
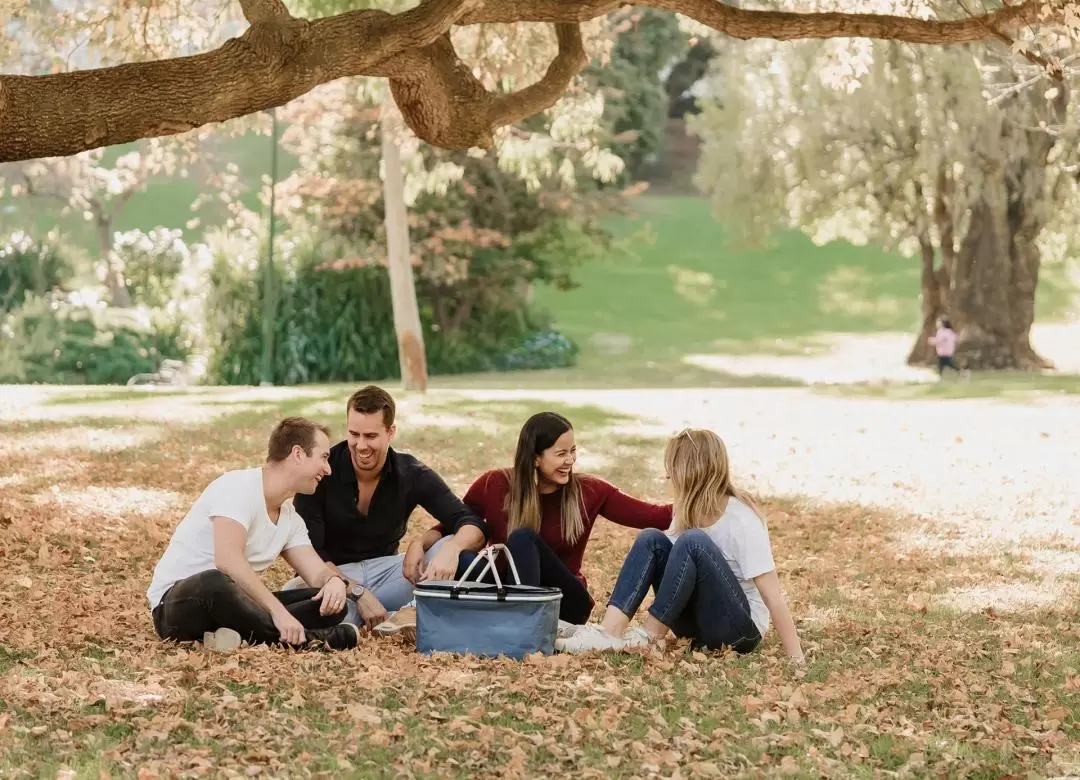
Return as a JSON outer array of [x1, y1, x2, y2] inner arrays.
[[413, 544, 562, 659]]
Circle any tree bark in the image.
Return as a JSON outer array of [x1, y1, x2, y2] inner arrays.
[[381, 98, 429, 393], [907, 234, 943, 365], [907, 170, 954, 366], [94, 211, 132, 308], [906, 80, 1065, 372], [0, 0, 1054, 162]]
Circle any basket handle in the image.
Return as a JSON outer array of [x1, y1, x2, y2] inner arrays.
[[450, 543, 523, 601]]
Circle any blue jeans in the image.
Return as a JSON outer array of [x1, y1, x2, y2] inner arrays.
[[608, 528, 761, 653], [282, 537, 455, 625]]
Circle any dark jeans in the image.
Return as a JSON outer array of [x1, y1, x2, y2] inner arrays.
[[458, 528, 595, 624], [151, 569, 347, 646], [608, 528, 761, 653], [938, 355, 959, 374]]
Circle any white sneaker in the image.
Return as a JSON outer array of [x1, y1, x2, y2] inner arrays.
[[555, 624, 651, 654], [373, 606, 417, 642], [557, 620, 581, 639], [203, 627, 242, 653]]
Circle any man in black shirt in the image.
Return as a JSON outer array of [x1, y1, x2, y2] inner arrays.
[[285, 385, 487, 632]]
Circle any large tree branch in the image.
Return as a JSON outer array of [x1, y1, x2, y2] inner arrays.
[[376, 22, 587, 150], [462, 0, 1049, 44], [238, 0, 293, 23], [0, 0, 1058, 162], [0, 0, 482, 162], [489, 24, 588, 128]]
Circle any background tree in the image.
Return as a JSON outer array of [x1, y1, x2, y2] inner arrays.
[[589, 8, 689, 183], [691, 34, 1076, 370], [272, 5, 621, 390], [0, 141, 202, 306]]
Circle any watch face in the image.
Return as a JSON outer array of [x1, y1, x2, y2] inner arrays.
[[350, 585, 364, 597]]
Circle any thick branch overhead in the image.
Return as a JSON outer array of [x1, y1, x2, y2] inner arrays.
[[0, 0, 1059, 162]]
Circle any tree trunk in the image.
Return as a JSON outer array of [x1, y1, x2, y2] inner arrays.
[[906, 235, 944, 365], [947, 179, 1052, 370], [908, 89, 1062, 372], [381, 98, 429, 392], [95, 213, 131, 308], [907, 174, 955, 367]]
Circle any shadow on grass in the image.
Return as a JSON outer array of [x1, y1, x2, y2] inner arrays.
[[817, 371, 1080, 401]]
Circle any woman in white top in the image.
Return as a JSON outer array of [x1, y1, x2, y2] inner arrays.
[[556, 428, 804, 661]]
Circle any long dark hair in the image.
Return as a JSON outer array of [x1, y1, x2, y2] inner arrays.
[[504, 412, 585, 544]]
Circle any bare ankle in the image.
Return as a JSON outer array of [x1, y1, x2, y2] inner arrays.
[[642, 614, 669, 641], [601, 605, 631, 637]]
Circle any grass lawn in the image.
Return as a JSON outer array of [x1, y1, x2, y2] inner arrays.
[[2, 386, 1079, 778], [532, 196, 1079, 375]]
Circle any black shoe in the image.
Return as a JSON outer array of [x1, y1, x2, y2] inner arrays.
[[307, 622, 360, 650]]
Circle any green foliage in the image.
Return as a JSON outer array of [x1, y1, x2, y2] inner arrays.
[[0, 232, 70, 314], [0, 293, 189, 384], [113, 228, 190, 308], [203, 237, 577, 386], [494, 330, 578, 371], [591, 10, 689, 182]]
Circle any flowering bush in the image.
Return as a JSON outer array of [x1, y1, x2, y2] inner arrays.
[[495, 330, 579, 371]]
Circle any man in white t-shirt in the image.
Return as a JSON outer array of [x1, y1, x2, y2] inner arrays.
[[147, 416, 360, 651]]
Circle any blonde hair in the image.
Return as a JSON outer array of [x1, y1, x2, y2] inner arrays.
[[504, 412, 586, 544], [665, 428, 763, 533]]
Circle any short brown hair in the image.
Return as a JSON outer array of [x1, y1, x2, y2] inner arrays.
[[347, 385, 395, 428], [267, 416, 331, 462]]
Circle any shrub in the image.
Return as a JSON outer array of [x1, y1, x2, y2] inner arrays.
[[202, 230, 578, 385], [0, 232, 70, 314], [0, 293, 190, 385], [112, 227, 191, 308], [494, 330, 579, 371]]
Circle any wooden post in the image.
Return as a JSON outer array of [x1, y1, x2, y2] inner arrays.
[[380, 95, 429, 392]]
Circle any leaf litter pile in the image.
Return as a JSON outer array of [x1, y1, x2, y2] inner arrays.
[[1, 387, 1079, 779]]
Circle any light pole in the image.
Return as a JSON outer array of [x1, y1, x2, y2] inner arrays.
[[259, 107, 279, 386]]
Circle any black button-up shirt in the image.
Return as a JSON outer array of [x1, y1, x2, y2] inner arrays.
[[294, 442, 487, 565]]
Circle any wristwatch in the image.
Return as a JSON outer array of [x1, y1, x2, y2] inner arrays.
[[349, 582, 365, 598]]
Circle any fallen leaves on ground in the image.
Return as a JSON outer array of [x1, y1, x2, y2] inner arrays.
[[1, 391, 1079, 779]]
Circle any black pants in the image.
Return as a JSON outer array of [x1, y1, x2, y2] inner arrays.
[[938, 355, 960, 374], [459, 529, 595, 623], [151, 569, 346, 646]]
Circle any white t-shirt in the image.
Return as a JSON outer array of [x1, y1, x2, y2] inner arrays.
[[146, 468, 312, 609], [665, 497, 776, 637]]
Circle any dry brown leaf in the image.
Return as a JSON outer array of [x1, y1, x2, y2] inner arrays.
[[347, 703, 382, 726]]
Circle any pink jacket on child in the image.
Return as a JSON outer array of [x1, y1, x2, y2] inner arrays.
[[929, 327, 957, 357]]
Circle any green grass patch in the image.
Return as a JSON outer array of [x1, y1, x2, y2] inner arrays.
[[533, 195, 922, 362]]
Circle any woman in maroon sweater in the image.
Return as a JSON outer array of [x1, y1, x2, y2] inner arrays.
[[439, 411, 672, 624]]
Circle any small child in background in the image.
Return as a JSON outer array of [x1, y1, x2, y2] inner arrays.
[[928, 316, 960, 376]]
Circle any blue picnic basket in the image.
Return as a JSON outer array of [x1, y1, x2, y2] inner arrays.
[[413, 544, 562, 659]]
